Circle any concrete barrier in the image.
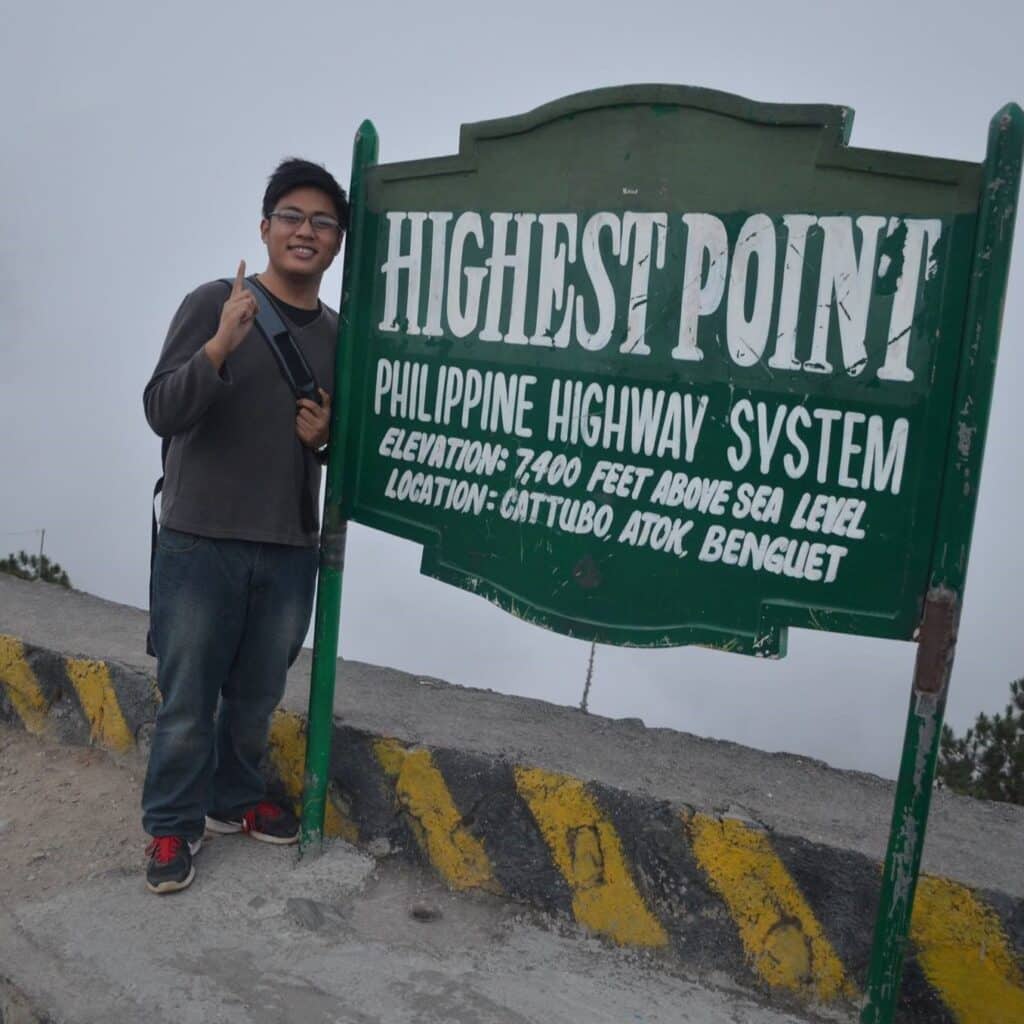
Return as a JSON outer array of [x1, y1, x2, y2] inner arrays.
[[2, 573, 1022, 1023]]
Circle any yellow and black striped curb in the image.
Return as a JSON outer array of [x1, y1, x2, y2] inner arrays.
[[2, 632, 1022, 1023], [0, 634, 148, 753]]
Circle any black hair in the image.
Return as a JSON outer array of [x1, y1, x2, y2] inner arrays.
[[262, 158, 349, 231]]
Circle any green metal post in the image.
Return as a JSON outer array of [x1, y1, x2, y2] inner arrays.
[[860, 592, 957, 1024], [861, 103, 1023, 1024], [300, 120, 379, 853]]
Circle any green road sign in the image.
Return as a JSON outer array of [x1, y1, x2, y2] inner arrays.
[[302, 88, 1022, 1024], [331, 86, 1006, 657]]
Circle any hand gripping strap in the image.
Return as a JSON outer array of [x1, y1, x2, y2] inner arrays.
[[227, 277, 321, 404]]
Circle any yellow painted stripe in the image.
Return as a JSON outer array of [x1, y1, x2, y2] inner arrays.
[[374, 738, 497, 893], [911, 874, 1024, 1023], [689, 813, 856, 1002], [267, 711, 358, 844], [514, 766, 668, 948], [63, 656, 134, 753], [0, 635, 50, 734]]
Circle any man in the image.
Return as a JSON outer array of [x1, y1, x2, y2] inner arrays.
[[142, 158, 348, 893]]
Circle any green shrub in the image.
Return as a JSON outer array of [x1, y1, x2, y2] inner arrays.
[[938, 679, 1024, 805], [0, 550, 72, 589]]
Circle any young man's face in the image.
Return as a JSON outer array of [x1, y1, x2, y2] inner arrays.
[[260, 186, 343, 280]]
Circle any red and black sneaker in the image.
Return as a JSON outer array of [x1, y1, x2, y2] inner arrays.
[[145, 835, 202, 894], [205, 800, 299, 845]]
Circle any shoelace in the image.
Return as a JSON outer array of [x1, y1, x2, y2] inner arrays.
[[146, 836, 184, 864]]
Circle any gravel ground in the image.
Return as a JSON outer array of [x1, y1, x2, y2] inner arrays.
[[0, 724, 145, 902]]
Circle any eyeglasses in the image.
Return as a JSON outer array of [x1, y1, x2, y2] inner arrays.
[[268, 209, 342, 235]]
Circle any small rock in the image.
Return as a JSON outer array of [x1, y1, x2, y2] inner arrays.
[[0, 818, 10, 834], [286, 897, 326, 931], [29, 852, 48, 863], [366, 837, 391, 858], [410, 902, 442, 922], [719, 804, 766, 829]]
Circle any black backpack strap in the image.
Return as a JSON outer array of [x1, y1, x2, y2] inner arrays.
[[221, 277, 321, 405], [227, 276, 319, 532], [222, 277, 322, 533], [146, 435, 171, 657]]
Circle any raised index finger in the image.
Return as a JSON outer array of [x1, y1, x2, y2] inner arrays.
[[231, 260, 247, 295]]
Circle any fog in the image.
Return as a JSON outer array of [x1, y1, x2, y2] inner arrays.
[[1, 0, 1021, 779]]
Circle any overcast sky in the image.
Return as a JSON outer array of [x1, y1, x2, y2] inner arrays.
[[1, 0, 1021, 780]]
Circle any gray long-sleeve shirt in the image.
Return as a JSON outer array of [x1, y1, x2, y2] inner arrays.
[[144, 279, 338, 547]]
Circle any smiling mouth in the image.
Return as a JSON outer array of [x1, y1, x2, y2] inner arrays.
[[289, 246, 317, 258]]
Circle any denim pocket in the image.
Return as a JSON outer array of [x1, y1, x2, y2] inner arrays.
[[157, 528, 201, 553]]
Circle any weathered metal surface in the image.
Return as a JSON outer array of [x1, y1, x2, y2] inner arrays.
[[928, 104, 1024, 598], [911, 589, 958, 696], [331, 85, 1000, 655], [318, 520, 348, 574], [300, 121, 379, 851]]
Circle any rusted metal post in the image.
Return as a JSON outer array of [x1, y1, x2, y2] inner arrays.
[[300, 120, 379, 853], [860, 591, 958, 1024]]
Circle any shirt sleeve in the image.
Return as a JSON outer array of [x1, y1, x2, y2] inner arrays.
[[143, 282, 231, 438]]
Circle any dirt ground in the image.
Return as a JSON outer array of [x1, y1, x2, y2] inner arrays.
[[0, 723, 145, 903]]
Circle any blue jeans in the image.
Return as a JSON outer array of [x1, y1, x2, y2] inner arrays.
[[142, 529, 317, 840]]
